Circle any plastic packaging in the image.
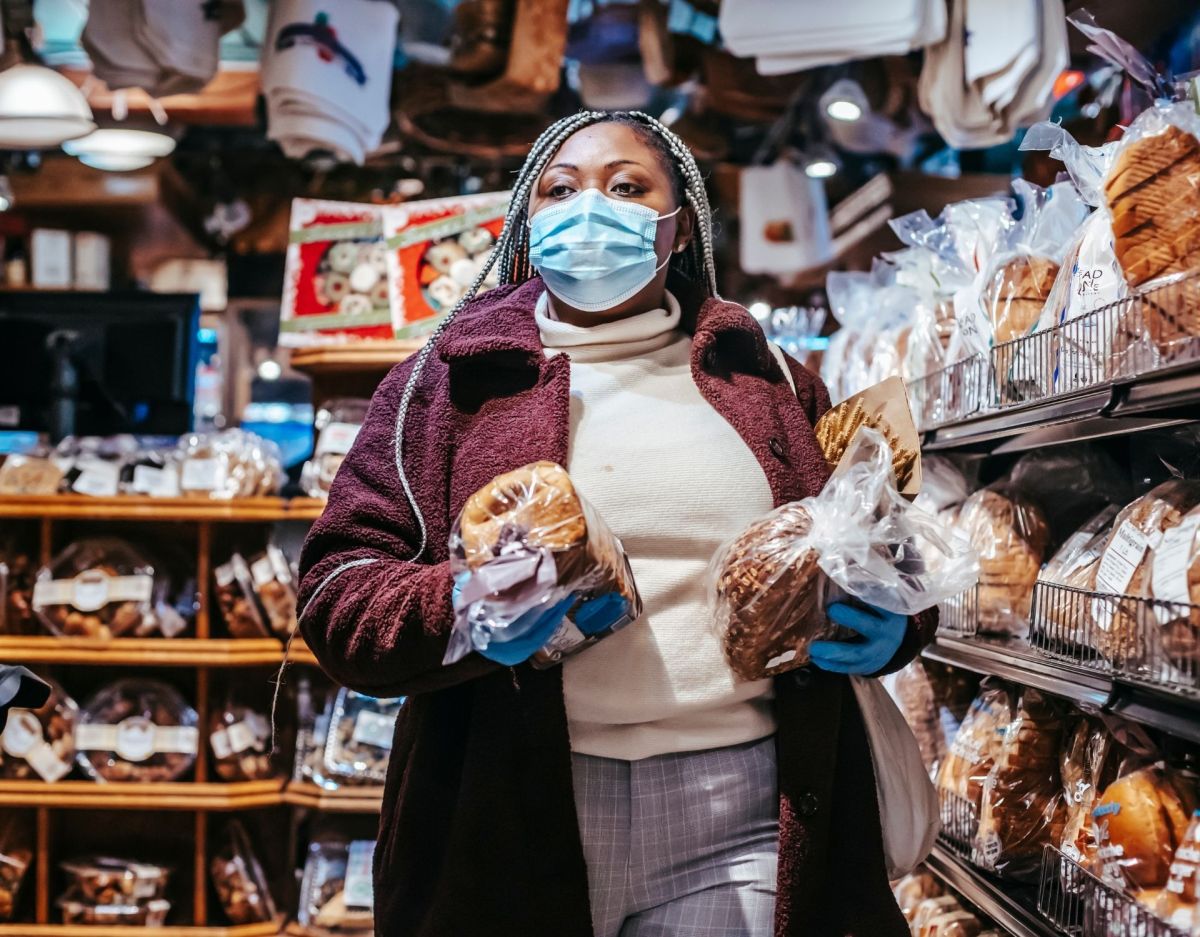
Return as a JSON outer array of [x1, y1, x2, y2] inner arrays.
[[1087, 479, 1200, 669], [176, 429, 284, 500], [248, 546, 297, 638], [297, 837, 374, 934], [937, 684, 1014, 809], [1059, 718, 1121, 865], [914, 456, 971, 518], [911, 895, 964, 935], [0, 814, 32, 921], [294, 680, 338, 790], [445, 461, 642, 668], [975, 689, 1067, 880], [54, 436, 139, 497], [31, 539, 162, 640], [57, 890, 170, 926], [956, 486, 1050, 635], [1092, 764, 1198, 891], [210, 821, 277, 925], [0, 541, 36, 635], [1154, 502, 1200, 675], [61, 856, 171, 904], [1006, 445, 1132, 549], [891, 870, 943, 924], [0, 454, 63, 495], [1034, 506, 1121, 650], [209, 700, 272, 782], [1155, 809, 1200, 931], [120, 448, 182, 498], [712, 427, 977, 679], [0, 674, 77, 782], [301, 399, 370, 499], [323, 690, 402, 785], [75, 679, 199, 783], [214, 554, 270, 639]]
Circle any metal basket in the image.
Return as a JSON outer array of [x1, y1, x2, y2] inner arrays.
[[1038, 845, 1190, 937], [1028, 581, 1200, 698], [937, 584, 980, 638], [908, 353, 990, 432], [937, 787, 981, 862]]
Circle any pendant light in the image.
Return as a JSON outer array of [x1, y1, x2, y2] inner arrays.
[[0, 63, 95, 148], [62, 127, 176, 171]]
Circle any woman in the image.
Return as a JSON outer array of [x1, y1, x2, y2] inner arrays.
[[299, 110, 936, 937]]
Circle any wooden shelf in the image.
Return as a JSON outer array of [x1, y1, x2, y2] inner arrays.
[[0, 779, 285, 811], [0, 496, 324, 522], [284, 637, 320, 668], [0, 917, 285, 936], [0, 636, 285, 667], [289, 341, 423, 375], [283, 781, 382, 813]]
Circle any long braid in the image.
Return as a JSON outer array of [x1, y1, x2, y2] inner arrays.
[[394, 111, 718, 559]]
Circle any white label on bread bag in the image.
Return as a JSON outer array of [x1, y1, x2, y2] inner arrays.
[[181, 458, 225, 492], [153, 726, 199, 756], [72, 459, 120, 497], [345, 840, 376, 910], [1152, 515, 1200, 614], [1092, 521, 1152, 630], [132, 465, 180, 498], [211, 728, 232, 761], [352, 710, 395, 751], [316, 422, 360, 457], [26, 741, 70, 782]]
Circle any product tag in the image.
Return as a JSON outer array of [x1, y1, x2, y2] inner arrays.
[[1151, 515, 1200, 622], [344, 841, 375, 910], [132, 465, 180, 498], [316, 422, 361, 457], [352, 710, 395, 751], [115, 717, 158, 762], [181, 457, 225, 492], [211, 728, 232, 761], [74, 724, 119, 752], [33, 572, 153, 614], [154, 726, 199, 756], [244, 710, 270, 741], [27, 741, 70, 782], [77, 720, 198, 761], [2, 710, 41, 757], [72, 459, 120, 497], [227, 720, 259, 754], [1092, 522, 1151, 630], [250, 556, 274, 588], [538, 617, 587, 662]]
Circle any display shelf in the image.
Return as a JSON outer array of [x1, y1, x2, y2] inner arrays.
[[924, 843, 1061, 937], [282, 781, 382, 813], [922, 634, 1200, 745], [0, 779, 285, 811], [0, 496, 324, 522], [289, 341, 423, 374], [284, 637, 320, 668], [0, 636, 285, 666], [0, 918, 285, 937]]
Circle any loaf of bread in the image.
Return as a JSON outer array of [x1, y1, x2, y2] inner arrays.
[[894, 660, 942, 772], [1152, 809, 1200, 931], [976, 689, 1067, 880], [957, 487, 1050, 635], [1034, 507, 1119, 651], [986, 255, 1060, 346], [1153, 503, 1200, 675], [1092, 765, 1198, 890], [891, 871, 943, 923], [937, 686, 1013, 810], [1104, 124, 1200, 353], [1087, 480, 1200, 669]]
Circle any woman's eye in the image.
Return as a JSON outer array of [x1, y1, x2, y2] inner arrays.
[[611, 182, 643, 196], [547, 183, 574, 198]]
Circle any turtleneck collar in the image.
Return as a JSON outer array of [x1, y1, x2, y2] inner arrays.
[[535, 290, 683, 363]]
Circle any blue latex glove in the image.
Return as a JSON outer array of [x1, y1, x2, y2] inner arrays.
[[477, 593, 578, 665], [808, 602, 907, 675]]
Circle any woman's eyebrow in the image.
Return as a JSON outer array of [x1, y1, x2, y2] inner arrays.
[[606, 159, 643, 169], [546, 162, 579, 172]]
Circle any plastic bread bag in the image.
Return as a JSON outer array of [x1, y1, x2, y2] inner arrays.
[[1058, 715, 1139, 871], [444, 461, 643, 669], [711, 423, 978, 681], [936, 682, 1013, 811], [0, 673, 77, 782], [177, 429, 284, 500], [297, 836, 374, 934], [891, 870, 943, 923], [1155, 502, 1200, 681], [1032, 505, 1120, 651], [1007, 445, 1131, 551], [822, 270, 876, 403], [210, 820, 277, 925], [892, 660, 942, 773], [301, 398, 370, 499], [1154, 808, 1200, 931], [974, 688, 1068, 880], [322, 689, 402, 785], [1087, 479, 1200, 672], [914, 456, 971, 518], [1091, 763, 1199, 893], [956, 485, 1051, 636]]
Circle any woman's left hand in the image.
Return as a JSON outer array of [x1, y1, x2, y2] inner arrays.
[[808, 602, 907, 675]]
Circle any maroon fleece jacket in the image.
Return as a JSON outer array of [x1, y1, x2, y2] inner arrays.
[[299, 276, 937, 937]]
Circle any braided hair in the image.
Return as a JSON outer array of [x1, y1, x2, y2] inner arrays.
[[394, 110, 719, 559]]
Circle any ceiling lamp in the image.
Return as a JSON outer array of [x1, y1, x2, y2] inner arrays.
[[820, 78, 868, 123], [62, 128, 176, 171], [802, 143, 841, 179], [0, 63, 95, 148]]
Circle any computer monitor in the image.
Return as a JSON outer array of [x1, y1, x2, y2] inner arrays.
[[0, 291, 200, 440]]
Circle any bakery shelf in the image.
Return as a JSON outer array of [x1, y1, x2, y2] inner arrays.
[[923, 634, 1200, 746], [0, 918, 285, 937], [0, 778, 285, 810], [289, 340, 423, 374], [925, 843, 1062, 937], [0, 636, 286, 666], [0, 495, 324, 522], [284, 637, 320, 668], [282, 781, 383, 813]]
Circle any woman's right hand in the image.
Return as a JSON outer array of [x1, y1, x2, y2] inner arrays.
[[452, 576, 574, 665]]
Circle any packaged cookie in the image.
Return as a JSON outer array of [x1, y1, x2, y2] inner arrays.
[[0, 454, 63, 496], [301, 398, 369, 499], [249, 546, 297, 638], [214, 554, 270, 639], [297, 837, 374, 934], [0, 814, 32, 921], [209, 700, 272, 782], [75, 679, 199, 783], [31, 539, 159, 640], [177, 429, 283, 500], [0, 674, 77, 782], [323, 690, 402, 785], [957, 486, 1050, 636], [57, 890, 170, 926], [61, 856, 171, 904], [210, 821, 276, 925]]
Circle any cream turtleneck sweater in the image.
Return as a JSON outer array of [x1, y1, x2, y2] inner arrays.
[[538, 291, 777, 760]]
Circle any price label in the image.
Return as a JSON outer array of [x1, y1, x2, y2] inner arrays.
[[352, 710, 395, 751], [72, 459, 120, 497], [316, 422, 361, 457], [181, 458, 225, 492], [132, 465, 180, 498], [345, 841, 376, 910]]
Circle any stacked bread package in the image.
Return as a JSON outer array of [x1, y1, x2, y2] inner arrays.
[[936, 685, 1013, 811], [1154, 809, 1200, 931], [975, 689, 1067, 880], [444, 461, 642, 668], [1153, 502, 1200, 677], [1033, 506, 1120, 649], [1058, 717, 1121, 867]]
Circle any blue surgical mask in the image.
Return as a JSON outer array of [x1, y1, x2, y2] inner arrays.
[[528, 188, 680, 312]]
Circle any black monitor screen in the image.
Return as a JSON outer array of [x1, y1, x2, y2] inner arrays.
[[0, 292, 200, 438]]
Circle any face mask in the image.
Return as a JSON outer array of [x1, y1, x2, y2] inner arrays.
[[528, 188, 681, 313]]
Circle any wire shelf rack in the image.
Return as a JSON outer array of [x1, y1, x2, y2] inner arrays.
[[938, 584, 981, 638], [938, 787, 982, 863]]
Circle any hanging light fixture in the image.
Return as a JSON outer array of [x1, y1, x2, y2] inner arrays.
[[820, 78, 869, 123], [0, 63, 95, 148], [62, 127, 176, 171], [803, 144, 841, 179]]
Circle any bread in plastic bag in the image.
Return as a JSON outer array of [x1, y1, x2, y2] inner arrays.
[[177, 429, 284, 500], [0, 674, 77, 782], [301, 398, 369, 499], [445, 461, 642, 668], [1006, 445, 1132, 548], [936, 684, 1013, 810], [711, 427, 977, 680], [1154, 808, 1200, 932], [957, 486, 1050, 635], [211, 820, 277, 925], [1033, 505, 1120, 651], [891, 870, 943, 923], [1092, 763, 1198, 891], [1059, 717, 1119, 867], [913, 456, 971, 518], [75, 678, 199, 783], [32, 539, 162, 640], [975, 688, 1067, 880], [1152, 502, 1200, 676], [1086, 479, 1200, 669]]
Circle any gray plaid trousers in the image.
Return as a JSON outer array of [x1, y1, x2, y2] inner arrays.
[[570, 736, 779, 937]]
